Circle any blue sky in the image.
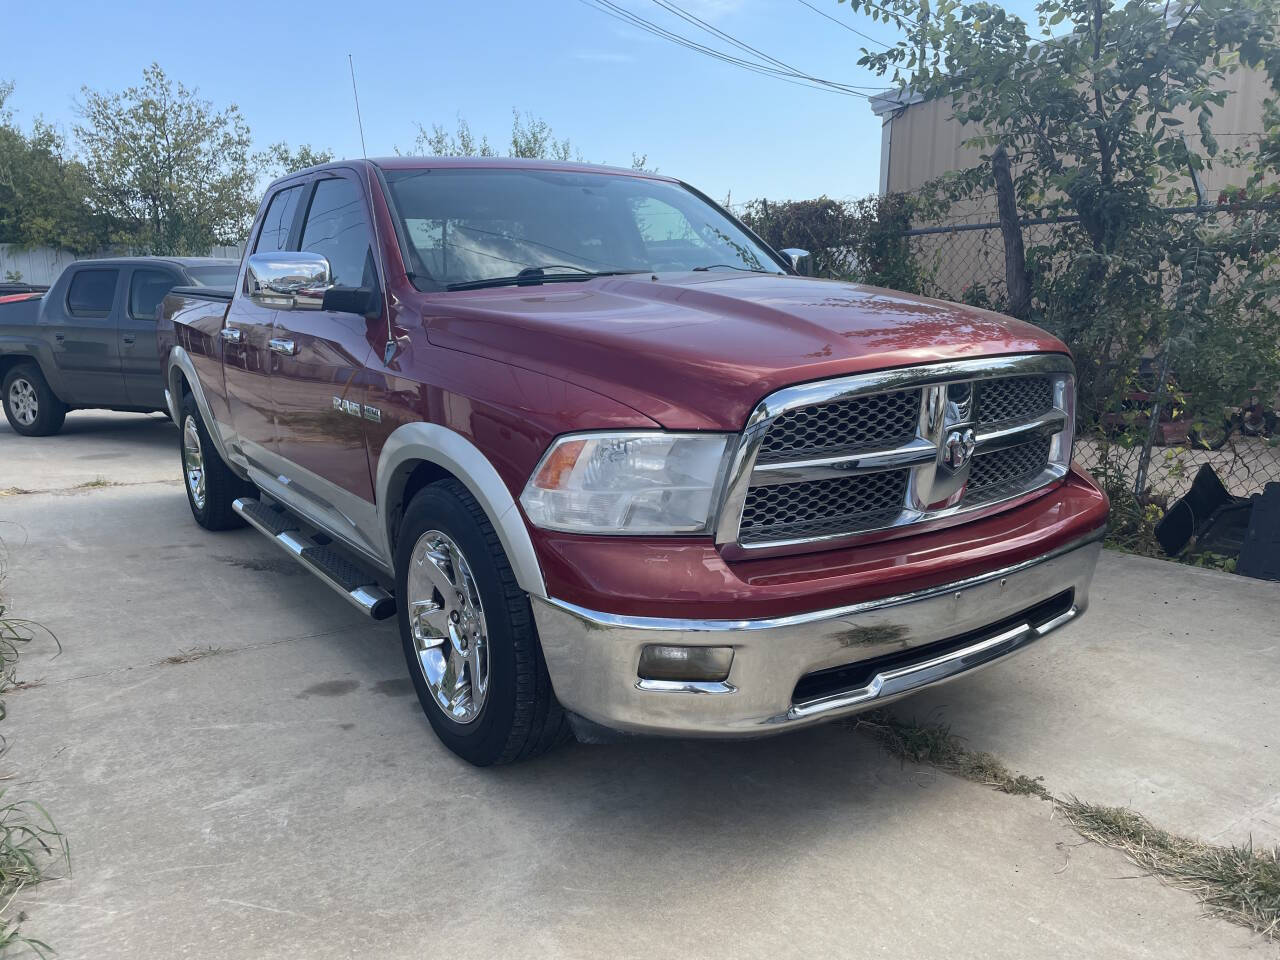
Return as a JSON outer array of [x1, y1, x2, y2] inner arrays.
[[4, 0, 1037, 204]]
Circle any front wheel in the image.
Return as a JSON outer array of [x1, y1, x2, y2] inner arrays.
[[2, 363, 67, 437], [179, 393, 254, 530], [395, 479, 570, 766]]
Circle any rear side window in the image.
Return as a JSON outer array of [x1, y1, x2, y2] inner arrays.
[[300, 177, 375, 288], [129, 269, 178, 321], [66, 269, 119, 317], [255, 185, 303, 254]]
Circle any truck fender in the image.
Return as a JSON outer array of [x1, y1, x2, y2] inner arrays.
[[166, 345, 243, 477], [375, 422, 547, 599], [0, 336, 69, 400]]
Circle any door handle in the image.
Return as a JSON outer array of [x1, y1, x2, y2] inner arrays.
[[54, 333, 65, 342], [268, 338, 297, 357], [219, 327, 243, 344], [122, 334, 136, 345]]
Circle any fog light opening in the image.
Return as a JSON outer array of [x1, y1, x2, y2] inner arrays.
[[637, 644, 734, 683]]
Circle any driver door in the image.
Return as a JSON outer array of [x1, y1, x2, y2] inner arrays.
[[267, 173, 381, 559]]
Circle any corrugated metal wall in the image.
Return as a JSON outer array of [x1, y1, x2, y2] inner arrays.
[[0, 244, 246, 285]]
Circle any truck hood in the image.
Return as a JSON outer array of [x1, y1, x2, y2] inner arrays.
[[420, 272, 1069, 430]]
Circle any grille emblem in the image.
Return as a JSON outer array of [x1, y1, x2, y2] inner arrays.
[[943, 428, 976, 470]]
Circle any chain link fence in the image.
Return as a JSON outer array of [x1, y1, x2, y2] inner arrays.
[[899, 210, 1280, 514]]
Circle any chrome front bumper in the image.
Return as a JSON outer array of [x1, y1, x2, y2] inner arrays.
[[532, 531, 1103, 738]]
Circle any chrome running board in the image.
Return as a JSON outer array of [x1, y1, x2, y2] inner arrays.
[[233, 498, 396, 621]]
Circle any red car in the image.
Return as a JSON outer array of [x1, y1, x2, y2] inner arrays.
[[158, 158, 1107, 765]]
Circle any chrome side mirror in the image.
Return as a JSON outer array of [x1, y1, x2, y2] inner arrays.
[[780, 248, 813, 276], [245, 252, 332, 310]]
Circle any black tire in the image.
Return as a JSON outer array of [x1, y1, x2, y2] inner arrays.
[[1189, 418, 1232, 451], [395, 478, 570, 766], [179, 392, 253, 530], [2, 363, 67, 437]]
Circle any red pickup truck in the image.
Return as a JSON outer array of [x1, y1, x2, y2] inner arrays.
[[158, 158, 1107, 765]]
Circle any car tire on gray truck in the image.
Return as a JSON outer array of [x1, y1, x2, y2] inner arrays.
[[3, 362, 68, 437]]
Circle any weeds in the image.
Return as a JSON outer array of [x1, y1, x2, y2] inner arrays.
[[0, 891, 54, 959], [0, 552, 68, 954], [854, 709, 1280, 939], [73, 477, 112, 490]]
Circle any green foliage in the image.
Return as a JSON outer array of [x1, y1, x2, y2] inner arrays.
[[412, 110, 654, 169], [842, 0, 1280, 434], [738, 193, 933, 291], [74, 63, 261, 255], [414, 109, 582, 161], [261, 142, 335, 179], [0, 82, 107, 253]]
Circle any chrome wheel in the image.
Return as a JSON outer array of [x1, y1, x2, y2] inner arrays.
[[182, 415, 206, 510], [406, 529, 489, 724], [8, 378, 37, 427]]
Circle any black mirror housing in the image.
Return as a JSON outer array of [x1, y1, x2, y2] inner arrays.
[[321, 285, 381, 320]]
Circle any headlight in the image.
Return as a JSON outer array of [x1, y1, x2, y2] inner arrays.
[[520, 432, 732, 535]]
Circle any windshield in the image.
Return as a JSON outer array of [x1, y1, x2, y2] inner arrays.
[[187, 265, 240, 288], [383, 168, 784, 290]]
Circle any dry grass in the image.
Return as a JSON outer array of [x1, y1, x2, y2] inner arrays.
[[0, 490, 33, 499], [158, 645, 222, 666], [0, 554, 69, 956], [854, 709, 1280, 940], [73, 477, 113, 490], [1059, 799, 1280, 936]]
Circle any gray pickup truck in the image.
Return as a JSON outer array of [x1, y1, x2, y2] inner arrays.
[[0, 257, 238, 435]]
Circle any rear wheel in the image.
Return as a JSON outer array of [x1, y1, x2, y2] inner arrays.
[[395, 479, 570, 766], [2, 364, 67, 437], [180, 392, 253, 530]]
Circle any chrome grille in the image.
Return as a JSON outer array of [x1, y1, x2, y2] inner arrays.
[[717, 355, 1074, 554], [755, 390, 920, 464], [977, 375, 1053, 426], [739, 470, 909, 544], [965, 435, 1052, 501]]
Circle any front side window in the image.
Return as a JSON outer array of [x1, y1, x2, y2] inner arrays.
[[384, 168, 782, 290], [128, 269, 178, 321], [300, 177, 375, 288], [66, 269, 119, 316], [255, 185, 303, 254]]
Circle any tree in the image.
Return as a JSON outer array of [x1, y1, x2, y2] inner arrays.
[[0, 82, 106, 253], [740, 194, 930, 289], [74, 63, 260, 255], [841, 0, 1280, 426], [261, 142, 336, 179], [413, 115, 496, 158], [411, 109, 652, 168]]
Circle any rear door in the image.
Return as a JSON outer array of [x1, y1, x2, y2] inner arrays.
[[121, 265, 182, 409], [223, 183, 304, 465], [42, 266, 127, 406], [269, 172, 380, 554]]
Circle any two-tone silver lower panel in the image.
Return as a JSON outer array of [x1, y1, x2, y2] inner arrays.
[[531, 530, 1103, 737]]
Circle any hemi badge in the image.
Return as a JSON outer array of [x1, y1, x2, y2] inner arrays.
[[363, 405, 382, 423]]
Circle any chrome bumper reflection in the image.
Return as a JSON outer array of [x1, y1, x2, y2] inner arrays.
[[532, 530, 1103, 738]]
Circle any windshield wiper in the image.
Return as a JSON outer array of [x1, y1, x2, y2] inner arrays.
[[445, 269, 642, 292], [691, 263, 772, 273]]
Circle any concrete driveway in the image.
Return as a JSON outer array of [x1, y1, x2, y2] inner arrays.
[[1, 411, 1277, 959]]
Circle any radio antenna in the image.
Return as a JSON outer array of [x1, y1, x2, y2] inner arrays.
[[348, 54, 396, 366]]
